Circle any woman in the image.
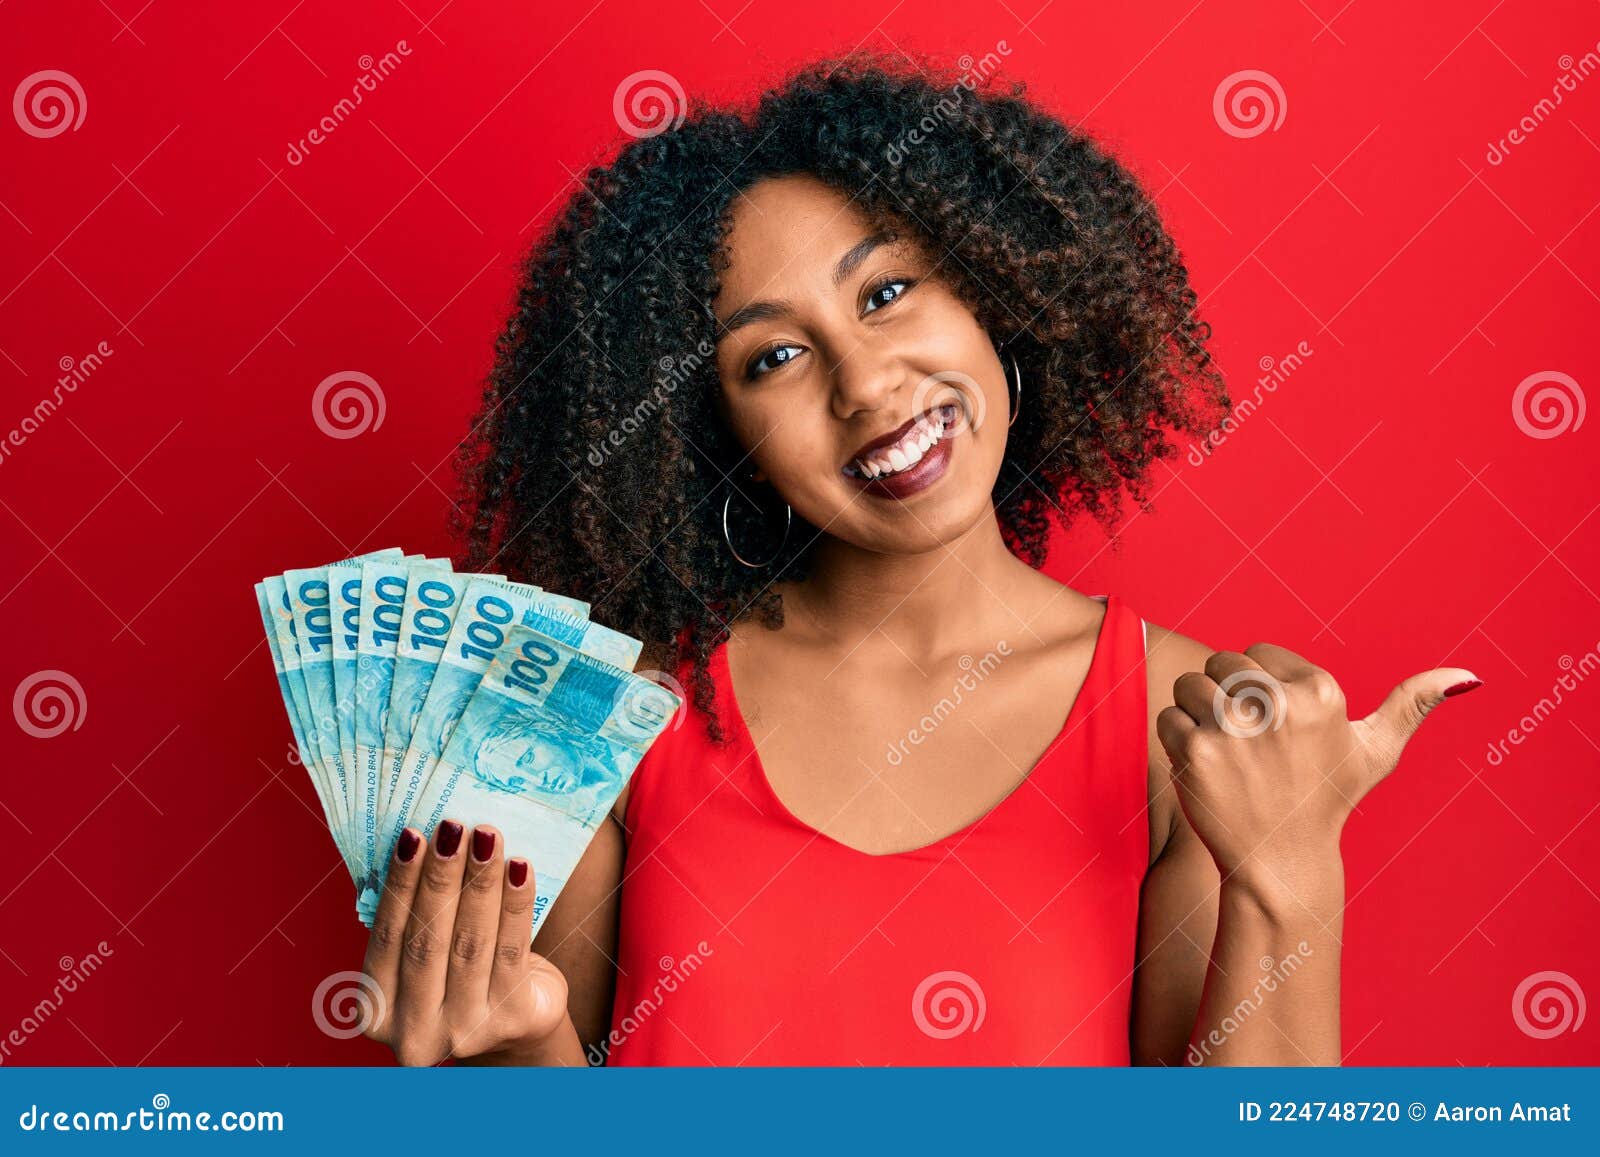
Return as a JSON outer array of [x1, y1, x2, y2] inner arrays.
[[357, 54, 1479, 1066]]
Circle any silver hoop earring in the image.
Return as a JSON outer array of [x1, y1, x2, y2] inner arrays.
[[722, 489, 792, 569], [1007, 353, 1023, 428]]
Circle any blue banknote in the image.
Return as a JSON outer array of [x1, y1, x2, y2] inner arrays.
[[260, 573, 361, 882], [405, 624, 678, 938], [388, 577, 636, 841], [328, 560, 366, 805], [349, 556, 451, 896], [256, 550, 679, 934], [261, 549, 401, 882], [284, 566, 359, 862], [254, 583, 338, 834], [377, 571, 500, 848], [360, 578, 638, 923]]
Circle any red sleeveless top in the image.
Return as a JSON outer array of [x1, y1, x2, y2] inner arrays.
[[606, 593, 1150, 1066]]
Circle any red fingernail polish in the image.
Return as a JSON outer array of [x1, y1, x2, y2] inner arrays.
[[1443, 679, 1483, 698], [472, 828, 495, 863], [436, 821, 464, 858], [507, 859, 528, 888], [396, 829, 421, 863]]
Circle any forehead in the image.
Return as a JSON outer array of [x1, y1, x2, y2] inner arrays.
[[715, 174, 881, 299]]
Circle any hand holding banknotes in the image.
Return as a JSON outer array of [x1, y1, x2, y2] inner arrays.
[[361, 822, 572, 1066], [254, 546, 681, 1064]]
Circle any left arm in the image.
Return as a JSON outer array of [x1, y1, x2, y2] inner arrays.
[[1131, 625, 1478, 1065]]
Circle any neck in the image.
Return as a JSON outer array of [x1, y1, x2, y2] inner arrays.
[[783, 506, 1033, 659]]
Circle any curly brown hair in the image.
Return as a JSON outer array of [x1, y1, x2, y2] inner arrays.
[[455, 51, 1230, 739]]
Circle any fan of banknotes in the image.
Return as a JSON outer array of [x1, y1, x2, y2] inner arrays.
[[252, 548, 680, 937]]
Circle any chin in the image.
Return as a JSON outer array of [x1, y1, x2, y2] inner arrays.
[[835, 471, 999, 554]]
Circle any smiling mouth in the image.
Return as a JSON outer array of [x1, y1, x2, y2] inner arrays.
[[842, 402, 963, 480]]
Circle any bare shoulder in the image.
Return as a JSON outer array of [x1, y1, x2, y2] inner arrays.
[[609, 638, 682, 830], [1143, 620, 1216, 707], [1140, 619, 1218, 861]]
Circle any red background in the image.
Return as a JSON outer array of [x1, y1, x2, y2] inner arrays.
[[2, 0, 1596, 1065]]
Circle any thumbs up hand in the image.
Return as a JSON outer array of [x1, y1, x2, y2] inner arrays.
[[1156, 642, 1480, 895]]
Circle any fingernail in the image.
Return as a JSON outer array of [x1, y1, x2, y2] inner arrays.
[[1443, 679, 1483, 698], [396, 829, 421, 863], [436, 820, 464, 858], [507, 859, 529, 888], [471, 828, 496, 863]]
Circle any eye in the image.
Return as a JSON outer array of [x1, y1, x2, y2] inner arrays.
[[746, 343, 804, 379], [863, 276, 916, 314]]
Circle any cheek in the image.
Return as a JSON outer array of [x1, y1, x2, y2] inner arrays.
[[722, 394, 832, 479], [757, 414, 840, 492]]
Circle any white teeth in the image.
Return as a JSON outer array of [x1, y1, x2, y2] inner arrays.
[[849, 409, 955, 479]]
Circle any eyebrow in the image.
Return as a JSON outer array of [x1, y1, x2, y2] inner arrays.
[[715, 231, 895, 339]]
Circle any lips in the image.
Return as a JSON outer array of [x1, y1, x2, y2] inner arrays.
[[840, 402, 963, 500], [842, 403, 961, 480]]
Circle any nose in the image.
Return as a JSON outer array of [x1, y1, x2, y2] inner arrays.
[[827, 333, 910, 422]]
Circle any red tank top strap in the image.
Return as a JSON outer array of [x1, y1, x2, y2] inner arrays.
[[1062, 593, 1150, 860]]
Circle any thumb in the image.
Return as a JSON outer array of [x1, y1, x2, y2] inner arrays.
[[1360, 667, 1481, 772]]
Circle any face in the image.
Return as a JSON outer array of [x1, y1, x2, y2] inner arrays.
[[477, 734, 583, 794], [712, 174, 1011, 555]]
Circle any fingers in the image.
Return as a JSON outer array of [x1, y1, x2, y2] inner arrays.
[[1172, 670, 1221, 723], [1177, 647, 1321, 732], [1361, 666, 1481, 773], [1203, 649, 1264, 689], [490, 857, 537, 1004], [398, 819, 468, 1016], [444, 826, 504, 1016], [1156, 704, 1200, 773], [362, 827, 425, 1038], [1239, 642, 1319, 683]]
